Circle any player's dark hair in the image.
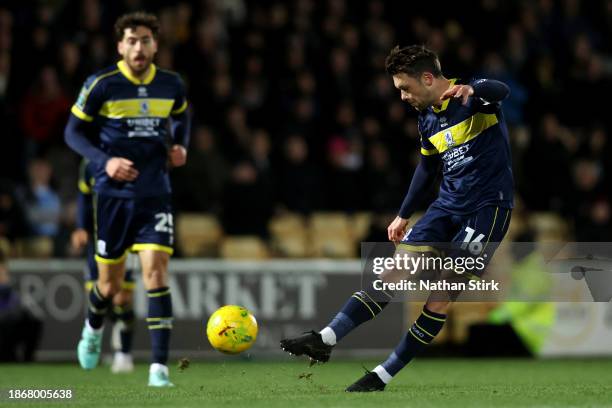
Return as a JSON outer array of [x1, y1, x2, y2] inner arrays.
[[114, 11, 160, 41], [385, 45, 442, 78]]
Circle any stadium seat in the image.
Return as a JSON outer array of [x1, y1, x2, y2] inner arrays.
[[310, 212, 352, 235], [0, 237, 11, 257], [269, 213, 306, 235], [309, 212, 356, 258], [220, 236, 269, 259], [352, 212, 372, 242], [14, 237, 54, 259], [176, 213, 223, 257], [269, 213, 308, 257], [309, 235, 356, 258]]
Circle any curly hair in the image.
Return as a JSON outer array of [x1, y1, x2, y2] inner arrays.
[[114, 11, 160, 41], [385, 45, 442, 77]]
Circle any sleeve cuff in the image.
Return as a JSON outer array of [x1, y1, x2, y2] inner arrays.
[[171, 100, 188, 115], [71, 105, 94, 122]]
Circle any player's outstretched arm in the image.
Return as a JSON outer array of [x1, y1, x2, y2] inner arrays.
[[470, 79, 510, 103], [389, 155, 440, 242], [440, 79, 509, 105]]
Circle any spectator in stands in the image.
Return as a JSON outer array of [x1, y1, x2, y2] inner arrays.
[[221, 161, 273, 237], [0, 247, 43, 362], [18, 66, 70, 157], [0, 180, 29, 245], [21, 158, 61, 238], [276, 134, 321, 214], [1, 1, 610, 247], [172, 126, 229, 213]]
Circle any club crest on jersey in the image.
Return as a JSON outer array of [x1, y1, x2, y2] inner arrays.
[[138, 86, 148, 97], [444, 131, 455, 148], [139, 100, 149, 115]]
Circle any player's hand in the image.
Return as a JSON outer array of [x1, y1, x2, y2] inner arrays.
[[168, 145, 187, 168], [105, 157, 139, 181], [440, 84, 474, 105], [388, 216, 409, 244], [71, 228, 89, 250]]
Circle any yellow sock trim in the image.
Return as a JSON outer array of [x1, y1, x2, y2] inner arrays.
[[361, 291, 383, 312], [409, 328, 429, 345], [422, 309, 446, 322], [414, 321, 435, 338], [351, 294, 375, 318]]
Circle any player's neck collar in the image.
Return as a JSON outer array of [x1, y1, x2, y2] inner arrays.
[[117, 60, 157, 85], [432, 78, 458, 113]]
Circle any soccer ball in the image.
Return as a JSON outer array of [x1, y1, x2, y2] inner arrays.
[[206, 305, 258, 354]]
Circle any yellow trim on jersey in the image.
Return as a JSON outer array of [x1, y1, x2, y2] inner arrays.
[[99, 98, 175, 119], [130, 243, 174, 255], [428, 112, 498, 154], [432, 78, 457, 113], [397, 243, 441, 256], [78, 180, 92, 194], [95, 250, 128, 265], [71, 105, 94, 122], [481, 206, 499, 254], [73, 69, 121, 121], [171, 100, 188, 115], [420, 147, 439, 156], [118, 60, 157, 85], [148, 324, 173, 329]]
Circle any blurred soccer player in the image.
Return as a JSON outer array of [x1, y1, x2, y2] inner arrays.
[[281, 45, 513, 391], [71, 159, 137, 374], [65, 12, 191, 387]]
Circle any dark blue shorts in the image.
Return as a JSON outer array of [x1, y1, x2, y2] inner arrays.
[[93, 194, 174, 264], [401, 204, 511, 275]]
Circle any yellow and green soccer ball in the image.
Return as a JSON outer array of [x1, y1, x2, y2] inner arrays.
[[206, 305, 258, 354]]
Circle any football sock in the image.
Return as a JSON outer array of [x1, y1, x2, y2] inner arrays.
[[113, 304, 135, 353], [375, 306, 447, 383], [322, 288, 393, 345], [87, 284, 111, 330], [147, 287, 173, 365]]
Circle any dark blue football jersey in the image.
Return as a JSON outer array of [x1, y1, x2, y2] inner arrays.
[[418, 78, 514, 214], [71, 61, 188, 198]]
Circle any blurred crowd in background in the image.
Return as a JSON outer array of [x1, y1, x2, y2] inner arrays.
[[0, 0, 611, 257]]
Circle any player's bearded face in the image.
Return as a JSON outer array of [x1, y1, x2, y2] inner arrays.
[[118, 26, 157, 75], [392, 73, 434, 112]]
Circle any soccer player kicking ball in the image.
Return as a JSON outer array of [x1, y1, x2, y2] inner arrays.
[[281, 45, 513, 392], [71, 159, 137, 373], [65, 12, 191, 387]]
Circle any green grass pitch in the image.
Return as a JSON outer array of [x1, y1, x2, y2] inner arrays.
[[1, 359, 611, 407]]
